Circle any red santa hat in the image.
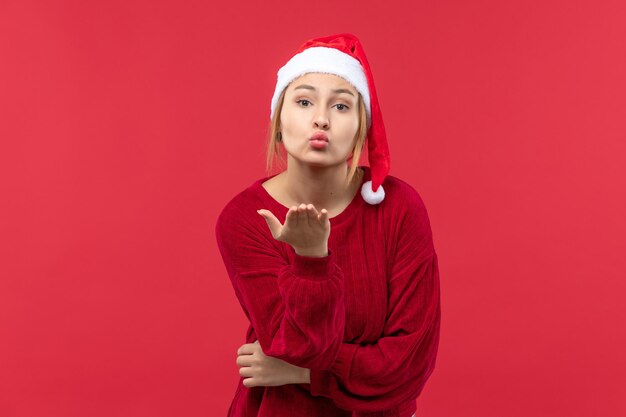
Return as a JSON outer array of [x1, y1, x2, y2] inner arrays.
[[270, 32, 390, 205]]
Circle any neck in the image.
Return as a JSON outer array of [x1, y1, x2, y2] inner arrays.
[[282, 157, 362, 212]]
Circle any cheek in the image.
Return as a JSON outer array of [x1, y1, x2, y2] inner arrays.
[[350, 115, 360, 132], [340, 118, 360, 140], [279, 110, 296, 134]]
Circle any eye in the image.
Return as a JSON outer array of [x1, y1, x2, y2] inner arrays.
[[296, 99, 350, 111]]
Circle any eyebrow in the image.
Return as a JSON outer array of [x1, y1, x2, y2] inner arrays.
[[293, 84, 355, 97]]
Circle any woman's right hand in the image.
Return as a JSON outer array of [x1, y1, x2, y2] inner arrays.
[[257, 203, 330, 257]]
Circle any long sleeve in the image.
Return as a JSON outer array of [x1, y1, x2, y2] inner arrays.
[[215, 200, 346, 370], [307, 192, 441, 414]]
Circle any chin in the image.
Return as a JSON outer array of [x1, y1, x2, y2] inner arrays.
[[286, 149, 349, 167]]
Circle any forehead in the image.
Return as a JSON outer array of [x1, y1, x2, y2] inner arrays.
[[287, 72, 357, 94]]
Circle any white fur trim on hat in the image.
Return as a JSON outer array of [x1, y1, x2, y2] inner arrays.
[[270, 46, 371, 128], [360, 180, 385, 205]]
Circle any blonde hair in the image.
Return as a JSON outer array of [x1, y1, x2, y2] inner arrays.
[[265, 86, 368, 187]]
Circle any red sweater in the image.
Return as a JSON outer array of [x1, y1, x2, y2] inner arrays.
[[215, 165, 441, 417]]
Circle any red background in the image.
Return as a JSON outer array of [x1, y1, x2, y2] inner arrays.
[[1, 1, 625, 416]]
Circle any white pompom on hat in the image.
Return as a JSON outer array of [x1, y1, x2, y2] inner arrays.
[[270, 33, 390, 205]]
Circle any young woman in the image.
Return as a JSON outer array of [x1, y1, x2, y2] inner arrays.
[[215, 33, 440, 417]]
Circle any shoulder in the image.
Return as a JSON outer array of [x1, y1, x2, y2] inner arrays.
[[379, 173, 435, 255], [381, 174, 430, 221]]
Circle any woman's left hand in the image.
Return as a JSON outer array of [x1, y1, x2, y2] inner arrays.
[[236, 340, 310, 388]]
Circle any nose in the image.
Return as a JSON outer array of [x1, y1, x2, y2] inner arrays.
[[313, 108, 329, 129]]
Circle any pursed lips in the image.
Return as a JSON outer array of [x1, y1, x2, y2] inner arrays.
[[309, 132, 329, 142]]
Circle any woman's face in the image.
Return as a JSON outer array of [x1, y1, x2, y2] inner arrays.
[[279, 72, 360, 168]]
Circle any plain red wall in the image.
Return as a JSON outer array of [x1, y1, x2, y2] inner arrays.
[[1, 0, 624, 416]]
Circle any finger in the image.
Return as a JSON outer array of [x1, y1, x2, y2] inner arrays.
[[242, 377, 257, 388], [236, 354, 253, 367], [257, 209, 282, 238], [285, 205, 298, 228], [318, 208, 329, 224], [239, 366, 253, 377], [306, 204, 316, 226], [297, 203, 307, 223], [305, 204, 311, 226], [237, 343, 256, 356], [307, 204, 320, 225]]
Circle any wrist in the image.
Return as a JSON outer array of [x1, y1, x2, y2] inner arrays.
[[294, 246, 328, 257]]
